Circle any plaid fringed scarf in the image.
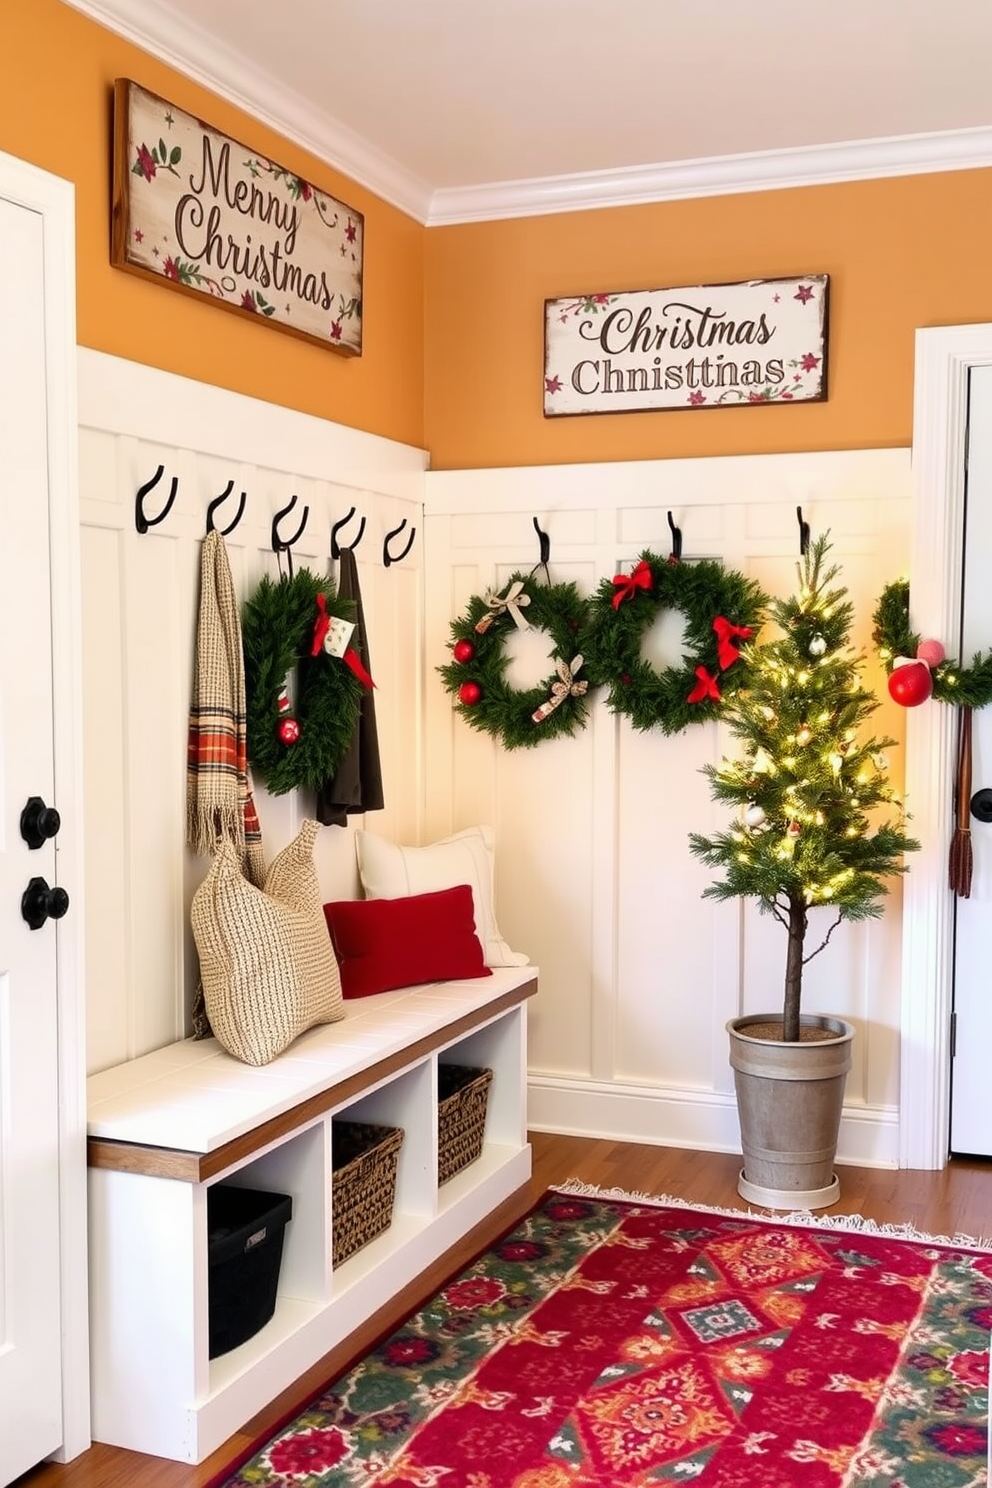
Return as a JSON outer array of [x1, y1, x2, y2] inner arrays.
[[186, 531, 266, 887]]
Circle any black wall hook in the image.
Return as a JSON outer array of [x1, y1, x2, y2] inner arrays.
[[135, 464, 179, 534], [383, 517, 416, 568], [667, 511, 683, 562], [271, 495, 309, 578], [271, 494, 309, 554], [533, 517, 551, 565], [331, 506, 367, 559], [206, 479, 247, 536], [796, 506, 811, 556]]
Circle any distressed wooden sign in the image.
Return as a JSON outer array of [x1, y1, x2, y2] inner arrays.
[[544, 276, 828, 416], [112, 80, 363, 355]]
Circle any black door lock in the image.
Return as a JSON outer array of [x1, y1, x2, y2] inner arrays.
[[970, 788, 992, 824], [20, 796, 61, 849], [21, 877, 70, 930]]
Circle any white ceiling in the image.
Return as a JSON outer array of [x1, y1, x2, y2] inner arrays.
[[70, 0, 992, 222]]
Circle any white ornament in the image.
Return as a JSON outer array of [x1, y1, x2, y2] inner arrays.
[[745, 803, 766, 828], [809, 634, 826, 657]]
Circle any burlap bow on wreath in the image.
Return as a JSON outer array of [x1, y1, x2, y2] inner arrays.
[[532, 654, 588, 723], [475, 579, 531, 633]]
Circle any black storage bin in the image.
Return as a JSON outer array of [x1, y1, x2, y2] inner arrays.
[[207, 1185, 292, 1359]]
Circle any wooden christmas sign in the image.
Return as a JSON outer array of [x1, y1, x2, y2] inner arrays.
[[112, 80, 363, 355], [544, 275, 828, 416]]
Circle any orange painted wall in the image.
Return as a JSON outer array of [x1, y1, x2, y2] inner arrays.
[[0, 0, 425, 450], [7, 3, 992, 473], [424, 171, 992, 470]]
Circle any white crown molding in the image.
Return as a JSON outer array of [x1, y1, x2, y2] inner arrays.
[[60, 1, 992, 226], [427, 126, 992, 224], [60, 0, 434, 222]]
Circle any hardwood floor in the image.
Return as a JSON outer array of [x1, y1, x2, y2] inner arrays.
[[20, 1134, 992, 1488]]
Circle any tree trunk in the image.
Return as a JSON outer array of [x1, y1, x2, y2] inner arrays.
[[783, 893, 806, 1041]]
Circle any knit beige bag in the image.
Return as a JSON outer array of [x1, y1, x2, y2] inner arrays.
[[191, 819, 344, 1066]]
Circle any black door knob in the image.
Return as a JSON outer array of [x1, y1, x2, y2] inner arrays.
[[970, 788, 992, 824], [20, 796, 61, 849], [21, 876, 70, 930]]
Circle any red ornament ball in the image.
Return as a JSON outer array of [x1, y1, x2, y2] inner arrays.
[[452, 638, 476, 664], [888, 659, 933, 708], [277, 716, 301, 744], [458, 681, 482, 707]]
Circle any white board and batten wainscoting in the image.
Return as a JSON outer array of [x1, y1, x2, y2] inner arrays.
[[77, 359, 912, 1156], [77, 347, 428, 1072], [422, 453, 913, 1171]]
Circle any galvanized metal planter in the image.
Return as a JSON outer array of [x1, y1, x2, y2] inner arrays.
[[728, 1013, 855, 1211]]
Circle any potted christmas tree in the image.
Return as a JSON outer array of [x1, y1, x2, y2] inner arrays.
[[689, 535, 919, 1209]]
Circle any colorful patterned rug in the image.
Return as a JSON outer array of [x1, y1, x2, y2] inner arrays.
[[219, 1187, 991, 1487]]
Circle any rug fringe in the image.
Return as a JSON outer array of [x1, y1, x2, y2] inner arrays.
[[550, 1180, 992, 1252]]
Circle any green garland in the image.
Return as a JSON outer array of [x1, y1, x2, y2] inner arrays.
[[243, 568, 363, 795], [438, 573, 594, 749], [583, 552, 766, 734], [872, 578, 992, 708]]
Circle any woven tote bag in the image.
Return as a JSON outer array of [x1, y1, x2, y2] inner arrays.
[[191, 818, 344, 1065]]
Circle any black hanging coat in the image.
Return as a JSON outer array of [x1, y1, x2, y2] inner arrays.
[[316, 545, 385, 825]]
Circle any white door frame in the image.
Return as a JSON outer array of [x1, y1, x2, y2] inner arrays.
[[0, 149, 89, 1459], [900, 322, 992, 1171]]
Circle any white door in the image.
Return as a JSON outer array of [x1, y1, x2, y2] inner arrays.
[[0, 195, 67, 1482], [949, 362, 992, 1155]]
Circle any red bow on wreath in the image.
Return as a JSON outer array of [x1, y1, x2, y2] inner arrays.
[[611, 559, 653, 610], [687, 665, 721, 704], [713, 615, 754, 670], [311, 594, 376, 689]]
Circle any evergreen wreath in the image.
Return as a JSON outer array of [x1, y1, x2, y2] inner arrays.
[[872, 578, 992, 708], [583, 551, 766, 734], [243, 568, 363, 795], [438, 572, 594, 749]]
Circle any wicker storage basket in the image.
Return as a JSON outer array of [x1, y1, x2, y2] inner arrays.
[[331, 1120, 404, 1265], [437, 1064, 493, 1184]]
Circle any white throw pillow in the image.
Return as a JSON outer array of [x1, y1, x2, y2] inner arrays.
[[355, 825, 529, 969]]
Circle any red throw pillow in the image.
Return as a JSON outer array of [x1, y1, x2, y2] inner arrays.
[[323, 884, 492, 999]]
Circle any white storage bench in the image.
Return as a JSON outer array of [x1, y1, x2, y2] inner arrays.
[[87, 968, 537, 1463]]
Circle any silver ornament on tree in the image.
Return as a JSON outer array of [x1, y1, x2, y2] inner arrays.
[[744, 803, 766, 828], [809, 634, 827, 657]]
